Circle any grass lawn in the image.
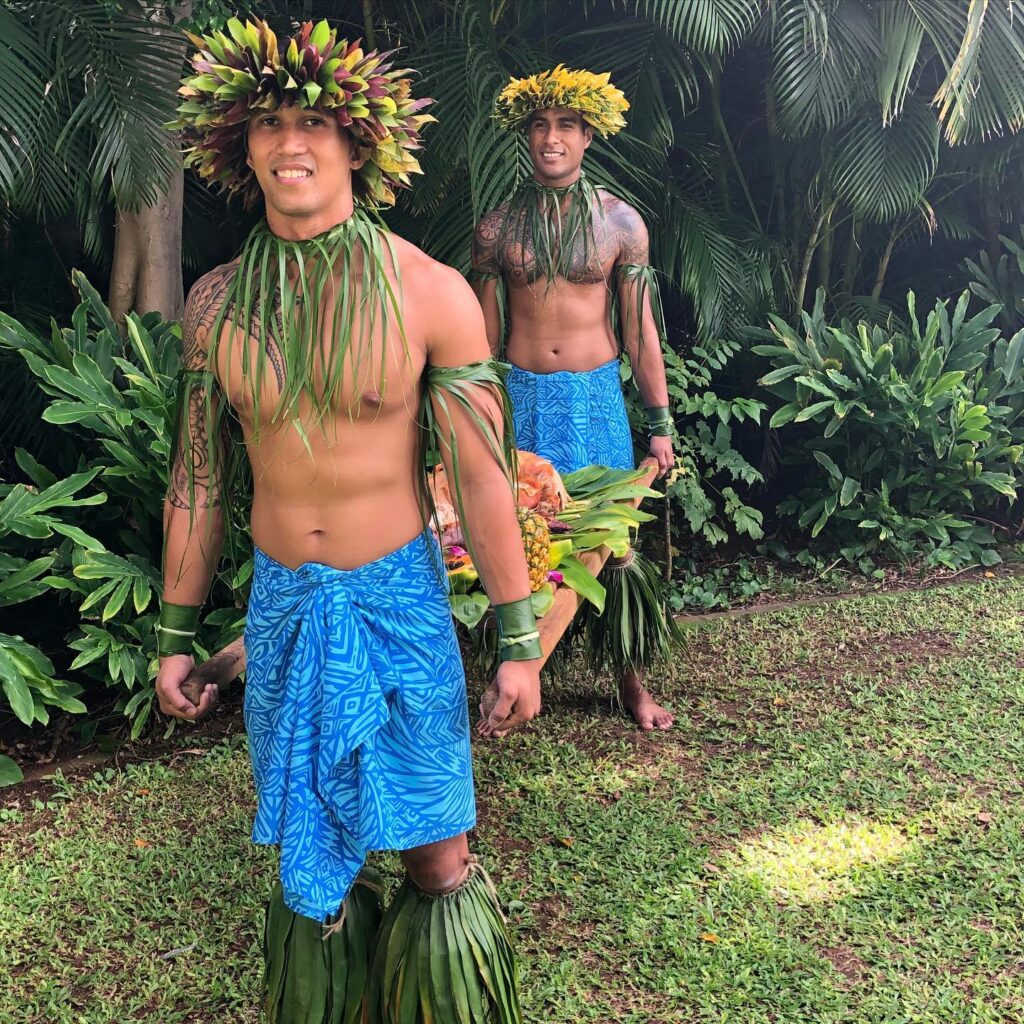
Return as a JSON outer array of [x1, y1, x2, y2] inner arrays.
[[3, 576, 1024, 1023]]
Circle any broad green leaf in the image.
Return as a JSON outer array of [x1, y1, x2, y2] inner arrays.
[[812, 450, 842, 481], [839, 477, 861, 507], [0, 755, 22, 787], [557, 555, 606, 613]]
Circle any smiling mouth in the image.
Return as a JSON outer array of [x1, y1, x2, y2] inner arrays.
[[274, 168, 312, 180], [540, 151, 564, 158]]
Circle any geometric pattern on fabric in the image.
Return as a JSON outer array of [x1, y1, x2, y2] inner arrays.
[[506, 357, 635, 475], [244, 532, 476, 923]]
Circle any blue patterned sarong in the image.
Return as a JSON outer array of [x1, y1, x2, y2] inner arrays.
[[507, 358, 635, 475], [244, 532, 476, 922]]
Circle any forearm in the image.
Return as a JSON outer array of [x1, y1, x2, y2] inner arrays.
[[625, 322, 670, 410], [161, 499, 225, 606], [457, 470, 532, 606]]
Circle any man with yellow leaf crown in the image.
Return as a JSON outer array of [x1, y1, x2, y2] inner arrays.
[[158, 17, 537, 1023], [472, 66, 678, 731]]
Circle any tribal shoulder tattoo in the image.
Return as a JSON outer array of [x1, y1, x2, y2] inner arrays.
[[169, 262, 287, 510]]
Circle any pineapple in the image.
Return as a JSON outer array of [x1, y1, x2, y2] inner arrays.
[[517, 507, 550, 592]]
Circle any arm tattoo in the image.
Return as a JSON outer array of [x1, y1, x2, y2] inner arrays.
[[609, 198, 650, 267], [169, 265, 235, 510], [472, 208, 506, 277], [168, 379, 224, 510]]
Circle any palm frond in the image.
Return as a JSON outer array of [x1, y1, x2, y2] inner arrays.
[[0, 8, 62, 204], [918, 0, 1024, 143], [876, 0, 925, 124], [771, 0, 878, 138], [1, 1, 185, 219], [828, 97, 939, 222], [654, 188, 767, 339], [633, 0, 761, 55]]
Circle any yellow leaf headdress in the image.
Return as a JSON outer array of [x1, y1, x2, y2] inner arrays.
[[494, 65, 629, 137], [168, 17, 435, 207]]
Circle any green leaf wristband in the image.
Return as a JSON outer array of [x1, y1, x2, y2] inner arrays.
[[646, 406, 673, 437], [494, 597, 542, 662], [157, 600, 201, 658]]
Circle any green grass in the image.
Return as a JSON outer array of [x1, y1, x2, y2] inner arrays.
[[4, 577, 1024, 1022]]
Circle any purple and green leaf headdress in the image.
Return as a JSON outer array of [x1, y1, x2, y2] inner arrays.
[[169, 17, 434, 207]]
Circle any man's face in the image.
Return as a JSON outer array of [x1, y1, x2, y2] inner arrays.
[[245, 104, 364, 230], [526, 107, 592, 185]]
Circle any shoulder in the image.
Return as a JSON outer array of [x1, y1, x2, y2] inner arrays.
[[600, 192, 647, 234], [185, 260, 237, 312], [183, 262, 237, 335], [599, 193, 649, 263], [390, 233, 479, 314], [473, 203, 510, 240], [182, 260, 238, 363]]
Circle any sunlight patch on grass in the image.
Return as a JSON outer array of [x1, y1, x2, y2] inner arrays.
[[726, 817, 912, 903]]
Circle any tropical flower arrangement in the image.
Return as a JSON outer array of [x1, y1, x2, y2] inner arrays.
[[430, 451, 659, 629]]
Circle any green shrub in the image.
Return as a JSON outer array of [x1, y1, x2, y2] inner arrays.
[[627, 336, 766, 548], [0, 273, 248, 735], [753, 288, 1024, 570]]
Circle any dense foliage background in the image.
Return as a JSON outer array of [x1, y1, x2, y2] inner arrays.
[[2, 0, 1024, 739]]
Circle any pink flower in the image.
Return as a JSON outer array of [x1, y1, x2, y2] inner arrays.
[[547, 571, 564, 584], [448, 545, 468, 557]]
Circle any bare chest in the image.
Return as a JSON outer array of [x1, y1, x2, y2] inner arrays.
[[213, 306, 424, 427], [498, 210, 618, 287]]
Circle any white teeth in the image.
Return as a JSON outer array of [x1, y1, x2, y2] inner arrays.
[[276, 169, 311, 179]]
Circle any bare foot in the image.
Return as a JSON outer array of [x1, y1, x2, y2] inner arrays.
[[619, 670, 674, 731]]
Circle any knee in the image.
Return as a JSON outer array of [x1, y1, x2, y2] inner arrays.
[[401, 835, 470, 895]]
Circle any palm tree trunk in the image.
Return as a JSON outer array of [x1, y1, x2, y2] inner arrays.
[[817, 214, 834, 295], [839, 212, 863, 301], [795, 203, 833, 315], [362, 0, 377, 49], [108, 1, 190, 323], [871, 227, 898, 301]]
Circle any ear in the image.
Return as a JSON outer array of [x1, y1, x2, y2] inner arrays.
[[349, 138, 369, 171], [582, 123, 593, 151]]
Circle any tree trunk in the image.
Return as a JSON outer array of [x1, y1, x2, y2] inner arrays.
[[362, 0, 377, 48], [108, 1, 190, 323], [839, 212, 863, 302], [816, 212, 835, 296], [795, 203, 832, 316], [871, 228, 898, 301]]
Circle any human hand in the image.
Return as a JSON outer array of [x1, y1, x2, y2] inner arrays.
[[649, 434, 674, 478], [477, 659, 542, 739], [156, 654, 217, 721]]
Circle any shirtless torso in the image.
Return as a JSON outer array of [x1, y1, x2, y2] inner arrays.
[[472, 188, 649, 373], [174, 237, 464, 573]]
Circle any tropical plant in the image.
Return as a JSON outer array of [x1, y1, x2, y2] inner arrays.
[[966, 226, 1024, 335], [642, 338, 765, 547], [0, 274, 248, 735], [753, 287, 1024, 569]]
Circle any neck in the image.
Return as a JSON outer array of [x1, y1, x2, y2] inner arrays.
[[530, 168, 583, 190], [264, 195, 357, 241]]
